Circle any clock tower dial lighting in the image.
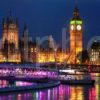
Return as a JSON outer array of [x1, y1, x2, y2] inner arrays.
[[77, 25, 82, 31]]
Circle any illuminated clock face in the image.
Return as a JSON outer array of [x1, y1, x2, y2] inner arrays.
[[77, 25, 81, 30], [71, 25, 74, 30]]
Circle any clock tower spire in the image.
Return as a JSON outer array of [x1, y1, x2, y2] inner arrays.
[[69, 0, 83, 64]]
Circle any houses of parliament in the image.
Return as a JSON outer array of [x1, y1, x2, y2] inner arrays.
[[0, 5, 83, 64]]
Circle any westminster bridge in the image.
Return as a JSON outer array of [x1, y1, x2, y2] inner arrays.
[[0, 63, 99, 84], [0, 63, 99, 74]]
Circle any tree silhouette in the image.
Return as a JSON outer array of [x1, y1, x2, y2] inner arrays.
[[77, 50, 89, 64]]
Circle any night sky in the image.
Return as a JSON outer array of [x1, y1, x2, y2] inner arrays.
[[0, 0, 100, 48]]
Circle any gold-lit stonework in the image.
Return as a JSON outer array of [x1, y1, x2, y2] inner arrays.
[[69, 6, 83, 64]]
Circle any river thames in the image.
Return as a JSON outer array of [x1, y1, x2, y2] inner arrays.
[[0, 73, 99, 100]]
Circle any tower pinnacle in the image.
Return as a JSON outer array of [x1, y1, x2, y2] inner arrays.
[[72, 0, 80, 19], [75, 0, 78, 7], [7, 10, 14, 23], [23, 23, 29, 62]]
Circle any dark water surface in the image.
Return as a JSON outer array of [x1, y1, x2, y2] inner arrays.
[[0, 74, 100, 100]]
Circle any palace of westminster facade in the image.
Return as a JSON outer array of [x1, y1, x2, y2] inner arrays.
[[0, 6, 99, 64], [0, 6, 83, 64]]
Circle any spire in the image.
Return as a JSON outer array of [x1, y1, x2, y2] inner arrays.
[[16, 17, 19, 27], [9, 10, 11, 17], [23, 23, 29, 62], [7, 10, 14, 23], [24, 23, 28, 31], [73, 6, 79, 16], [23, 22, 28, 38], [75, 0, 77, 7], [2, 18, 6, 26], [72, 0, 80, 19]]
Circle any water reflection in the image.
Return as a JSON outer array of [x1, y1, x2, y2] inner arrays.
[[0, 85, 97, 100], [0, 80, 33, 88], [0, 76, 100, 100]]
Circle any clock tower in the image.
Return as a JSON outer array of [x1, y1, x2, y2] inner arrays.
[[70, 5, 83, 64]]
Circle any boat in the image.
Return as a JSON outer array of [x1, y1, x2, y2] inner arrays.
[[59, 68, 95, 85], [60, 78, 95, 85]]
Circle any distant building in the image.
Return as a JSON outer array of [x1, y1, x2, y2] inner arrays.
[[89, 41, 100, 65]]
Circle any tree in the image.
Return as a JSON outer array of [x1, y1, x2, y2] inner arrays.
[[77, 50, 89, 64]]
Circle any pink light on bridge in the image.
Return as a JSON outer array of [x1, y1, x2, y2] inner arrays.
[[16, 81, 33, 86]]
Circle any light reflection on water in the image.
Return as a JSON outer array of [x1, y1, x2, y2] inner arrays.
[[0, 80, 33, 88], [0, 75, 100, 100]]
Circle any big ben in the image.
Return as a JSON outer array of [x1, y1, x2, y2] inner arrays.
[[70, 6, 83, 64]]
